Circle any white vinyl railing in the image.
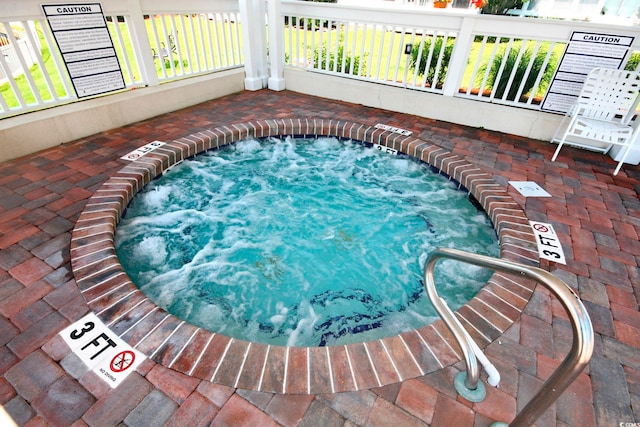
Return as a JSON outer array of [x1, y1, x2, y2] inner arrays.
[[145, 12, 243, 82], [279, 1, 640, 111], [0, 1, 242, 118], [1, 0, 639, 119], [0, 19, 73, 114]]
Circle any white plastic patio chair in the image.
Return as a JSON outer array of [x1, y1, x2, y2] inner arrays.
[[551, 67, 640, 175]]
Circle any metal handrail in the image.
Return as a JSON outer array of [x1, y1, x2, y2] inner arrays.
[[424, 247, 594, 427]]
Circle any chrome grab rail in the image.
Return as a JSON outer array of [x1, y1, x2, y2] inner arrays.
[[424, 248, 594, 427]]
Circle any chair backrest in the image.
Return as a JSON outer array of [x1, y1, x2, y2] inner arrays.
[[577, 67, 640, 125]]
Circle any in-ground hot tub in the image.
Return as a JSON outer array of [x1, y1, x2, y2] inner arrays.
[[70, 119, 539, 394], [114, 135, 499, 347]]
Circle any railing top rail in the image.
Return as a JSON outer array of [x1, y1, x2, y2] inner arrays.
[[1, 0, 240, 21], [280, 0, 640, 48], [424, 247, 594, 427]]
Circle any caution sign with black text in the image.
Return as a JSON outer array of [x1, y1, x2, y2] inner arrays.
[[42, 3, 126, 98]]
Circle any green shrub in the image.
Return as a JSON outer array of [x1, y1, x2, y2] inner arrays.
[[312, 37, 365, 76], [480, 0, 524, 15], [409, 37, 455, 88], [164, 58, 188, 70], [625, 52, 640, 71], [479, 41, 557, 101]]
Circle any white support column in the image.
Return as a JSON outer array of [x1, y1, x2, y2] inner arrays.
[[267, 0, 285, 91], [240, 0, 266, 90], [126, 0, 159, 87], [441, 16, 474, 97], [255, 0, 270, 86]]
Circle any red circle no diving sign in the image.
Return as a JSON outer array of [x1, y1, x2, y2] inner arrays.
[[110, 350, 135, 373], [532, 223, 549, 233]]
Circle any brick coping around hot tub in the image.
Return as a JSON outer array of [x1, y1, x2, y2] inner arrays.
[[69, 118, 539, 395]]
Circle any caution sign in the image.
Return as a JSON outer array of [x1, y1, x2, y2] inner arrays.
[[59, 313, 146, 388], [42, 3, 126, 98], [530, 221, 566, 265], [542, 32, 634, 114]]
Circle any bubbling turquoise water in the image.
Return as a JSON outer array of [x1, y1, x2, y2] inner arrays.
[[115, 137, 499, 346]]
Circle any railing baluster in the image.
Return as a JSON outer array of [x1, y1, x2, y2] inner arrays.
[[39, 19, 75, 97], [340, 23, 348, 74], [199, 14, 207, 70], [309, 17, 317, 70], [527, 41, 556, 106], [411, 32, 424, 87], [356, 22, 367, 77], [501, 41, 526, 102], [176, 14, 188, 75], [476, 36, 499, 98], [7, 21, 42, 105], [366, 23, 377, 79], [187, 15, 200, 73], [348, 22, 357, 75], [286, 14, 293, 66], [108, 15, 136, 87], [0, 45, 17, 111], [203, 14, 214, 70], [220, 13, 231, 68], [211, 13, 223, 68], [22, 20, 57, 101], [232, 12, 241, 66], [149, 16, 166, 80], [391, 27, 403, 83]]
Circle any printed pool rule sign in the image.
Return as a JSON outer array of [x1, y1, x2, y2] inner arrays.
[[42, 3, 126, 98], [60, 312, 146, 388], [542, 32, 634, 114]]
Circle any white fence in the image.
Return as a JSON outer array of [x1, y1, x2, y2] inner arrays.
[[0, 39, 38, 81], [1, 0, 639, 119], [0, 0, 243, 118], [279, 1, 640, 112], [365, 0, 640, 22]]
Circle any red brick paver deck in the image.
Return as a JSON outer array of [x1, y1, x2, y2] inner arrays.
[[1, 90, 639, 426]]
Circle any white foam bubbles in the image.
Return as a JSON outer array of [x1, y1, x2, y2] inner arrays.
[[133, 236, 167, 267], [313, 136, 341, 151], [136, 185, 172, 212], [117, 136, 499, 346], [234, 138, 262, 153], [286, 300, 321, 347]]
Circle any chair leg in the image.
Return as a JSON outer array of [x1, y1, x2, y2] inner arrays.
[[551, 138, 565, 162], [550, 112, 574, 163], [613, 144, 634, 175]]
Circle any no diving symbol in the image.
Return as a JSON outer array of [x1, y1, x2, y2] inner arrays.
[[532, 223, 549, 233], [110, 350, 135, 373]]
